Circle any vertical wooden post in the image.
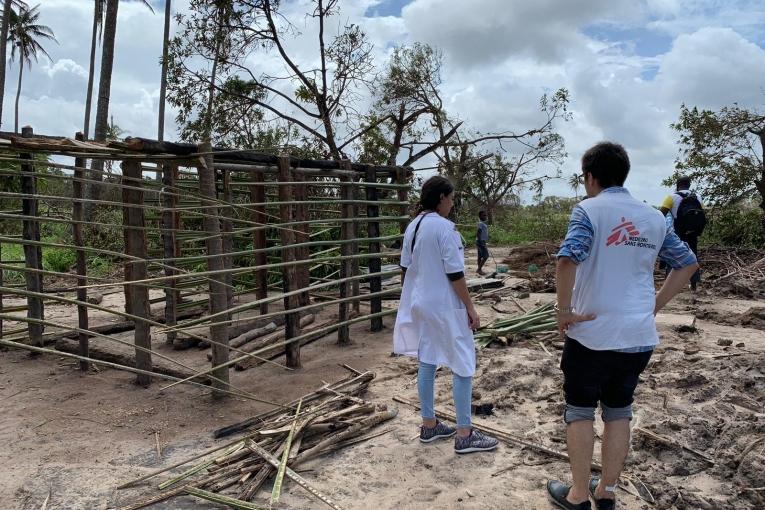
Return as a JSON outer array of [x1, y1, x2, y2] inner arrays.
[[249, 170, 268, 314], [199, 142, 230, 396], [293, 170, 310, 307], [161, 163, 178, 346], [278, 155, 301, 368], [121, 160, 152, 387], [365, 166, 383, 331], [73, 133, 90, 370], [221, 169, 234, 316], [342, 160, 361, 314], [0, 242, 3, 341], [20, 126, 44, 347], [337, 165, 353, 345], [396, 167, 410, 234]]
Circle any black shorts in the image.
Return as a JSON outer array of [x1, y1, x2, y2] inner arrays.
[[476, 241, 489, 260], [560, 337, 652, 409]]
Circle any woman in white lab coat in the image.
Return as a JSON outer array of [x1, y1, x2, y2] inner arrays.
[[394, 176, 498, 454]]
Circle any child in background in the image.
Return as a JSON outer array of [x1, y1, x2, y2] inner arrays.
[[476, 211, 489, 275]]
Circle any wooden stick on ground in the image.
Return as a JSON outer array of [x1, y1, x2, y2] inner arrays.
[[247, 440, 346, 510]]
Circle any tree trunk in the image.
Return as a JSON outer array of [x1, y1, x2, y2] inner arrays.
[[0, 0, 12, 130], [87, 0, 118, 220], [157, 0, 171, 141], [758, 131, 765, 232], [14, 60, 22, 134], [83, 0, 100, 138]]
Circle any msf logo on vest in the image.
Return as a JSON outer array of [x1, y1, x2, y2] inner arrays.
[[606, 217, 657, 249]]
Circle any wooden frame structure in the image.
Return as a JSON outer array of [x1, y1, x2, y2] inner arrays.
[[0, 127, 412, 398]]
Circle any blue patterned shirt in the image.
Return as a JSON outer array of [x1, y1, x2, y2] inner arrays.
[[557, 187, 698, 352]]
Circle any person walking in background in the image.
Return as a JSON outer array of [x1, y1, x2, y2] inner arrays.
[[548, 142, 699, 510], [393, 176, 499, 454], [659, 176, 706, 290], [476, 210, 490, 275]]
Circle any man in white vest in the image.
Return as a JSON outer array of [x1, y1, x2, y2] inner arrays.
[[546, 142, 699, 510]]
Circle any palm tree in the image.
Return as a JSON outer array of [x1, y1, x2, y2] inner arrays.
[[0, 0, 27, 130], [88, 0, 154, 141], [82, 0, 104, 138], [86, 0, 152, 219], [158, 0, 171, 141], [9, 3, 56, 133]]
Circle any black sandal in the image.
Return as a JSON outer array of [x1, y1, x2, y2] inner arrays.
[[546, 480, 592, 510], [588, 477, 616, 510]]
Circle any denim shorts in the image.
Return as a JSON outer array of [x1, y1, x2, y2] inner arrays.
[[560, 337, 652, 409], [476, 241, 489, 260]]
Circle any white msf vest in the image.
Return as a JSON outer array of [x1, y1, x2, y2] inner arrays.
[[567, 190, 667, 350]]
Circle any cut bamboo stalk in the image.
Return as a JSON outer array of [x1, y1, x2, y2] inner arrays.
[[199, 142, 230, 397], [73, 132, 89, 370], [122, 159, 153, 387], [186, 486, 267, 509], [247, 440, 346, 510], [213, 371, 374, 438], [271, 398, 302, 505], [365, 166, 382, 331], [278, 155, 301, 369], [20, 126, 44, 347]]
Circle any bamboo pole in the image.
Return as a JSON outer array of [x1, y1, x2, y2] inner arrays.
[[199, 141, 230, 397], [249, 169, 268, 314], [161, 271, 400, 333], [20, 126, 44, 347], [365, 166, 383, 332], [161, 163, 179, 346], [122, 159, 153, 387], [160, 309, 396, 390], [278, 155, 301, 369], [396, 166, 410, 235], [350, 172, 361, 314], [0, 336, 287, 406], [73, 132, 89, 370]]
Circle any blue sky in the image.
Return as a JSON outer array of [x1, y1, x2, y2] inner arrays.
[[17, 0, 765, 205]]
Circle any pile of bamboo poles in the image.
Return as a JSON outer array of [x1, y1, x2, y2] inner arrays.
[[475, 301, 556, 348], [117, 369, 395, 510]]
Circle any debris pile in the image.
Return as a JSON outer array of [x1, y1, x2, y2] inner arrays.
[[701, 247, 765, 298], [118, 369, 395, 510]]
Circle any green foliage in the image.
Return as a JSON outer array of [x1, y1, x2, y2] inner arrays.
[[83, 206, 124, 255], [43, 248, 75, 274], [668, 103, 765, 211], [700, 204, 764, 248], [457, 200, 572, 246]]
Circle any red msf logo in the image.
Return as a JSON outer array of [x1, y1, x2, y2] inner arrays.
[[606, 217, 640, 246]]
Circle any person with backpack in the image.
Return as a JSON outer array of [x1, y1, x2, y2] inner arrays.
[[660, 176, 705, 290], [393, 176, 499, 454]]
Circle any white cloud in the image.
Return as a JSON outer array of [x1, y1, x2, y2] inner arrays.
[[10, 0, 765, 207]]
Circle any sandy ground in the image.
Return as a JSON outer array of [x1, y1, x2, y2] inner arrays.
[[1, 246, 764, 509]]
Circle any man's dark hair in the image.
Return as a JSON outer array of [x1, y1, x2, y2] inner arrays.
[[581, 142, 630, 188], [420, 175, 454, 211], [478, 210, 487, 219], [676, 176, 691, 190]]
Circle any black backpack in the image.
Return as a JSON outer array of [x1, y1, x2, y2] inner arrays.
[[674, 192, 706, 237]]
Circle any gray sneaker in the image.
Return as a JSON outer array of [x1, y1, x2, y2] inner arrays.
[[419, 421, 457, 443], [454, 429, 499, 454]]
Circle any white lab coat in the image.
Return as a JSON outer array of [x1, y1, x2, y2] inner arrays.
[[393, 213, 476, 377]]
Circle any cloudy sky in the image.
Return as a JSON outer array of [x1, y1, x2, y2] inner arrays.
[[15, 0, 765, 204]]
